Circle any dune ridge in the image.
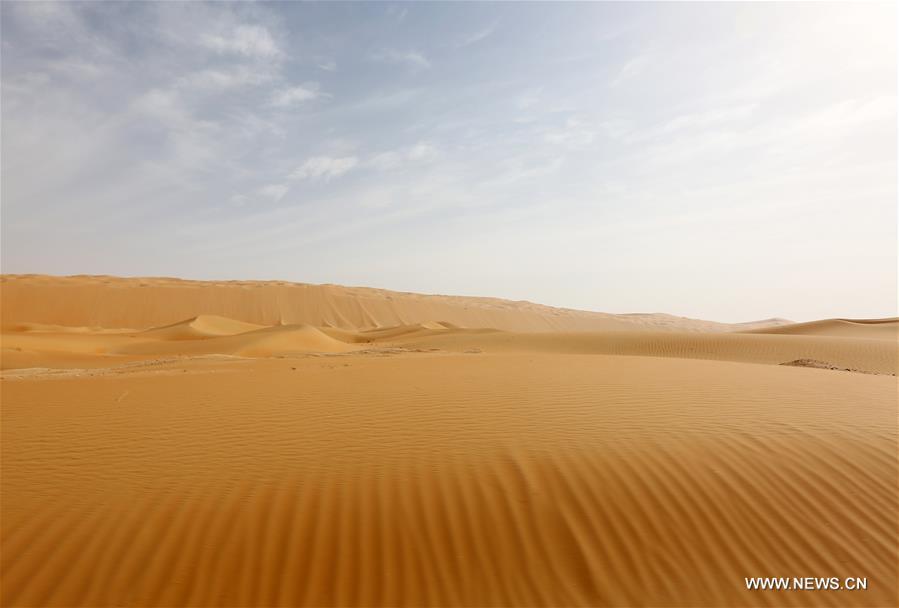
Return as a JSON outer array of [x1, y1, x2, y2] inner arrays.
[[140, 315, 266, 340], [0, 274, 789, 333], [746, 317, 899, 340], [121, 323, 353, 357]]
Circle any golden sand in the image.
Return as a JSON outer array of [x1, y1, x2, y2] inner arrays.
[[1, 275, 896, 606]]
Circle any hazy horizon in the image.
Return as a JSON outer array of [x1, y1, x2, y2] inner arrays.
[[2, 2, 896, 323]]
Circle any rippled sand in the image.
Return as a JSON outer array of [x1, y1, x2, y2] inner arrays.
[[1, 276, 896, 606]]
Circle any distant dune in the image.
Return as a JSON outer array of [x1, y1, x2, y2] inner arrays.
[[745, 317, 899, 340], [2, 274, 896, 607], [3, 312, 895, 375], [0, 274, 790, 333]]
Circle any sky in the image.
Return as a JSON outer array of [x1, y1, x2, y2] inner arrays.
[[1, 2, 896, 323]]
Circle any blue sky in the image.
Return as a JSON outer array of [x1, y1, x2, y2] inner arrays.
[[1, 1, 895, 322]]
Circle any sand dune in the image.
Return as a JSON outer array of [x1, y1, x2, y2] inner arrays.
[[140, 315, 266, 340], [119, 324, 354, 357], [4, 317, 894, 375], [746, 317, 899, 340], [2, 275, 896, 606], [383, 328, 898, 375], [1, 317, 353, 368], [2, 354, 895, 606], [0, 274, 789, 333]]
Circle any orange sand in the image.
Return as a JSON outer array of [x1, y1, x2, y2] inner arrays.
[[1, 275, 896, 607]]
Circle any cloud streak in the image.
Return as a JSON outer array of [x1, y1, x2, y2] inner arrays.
[[290, 156, 359, 180], [259, 183, 289, 201], [370, 49, 431, 70], [456, 23, 498, 48], [271, 84, 325, 107], [201, 25, 281, 58]]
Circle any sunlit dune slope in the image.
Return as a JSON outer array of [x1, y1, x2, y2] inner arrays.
[[2, 354, 895, 607], [745, 317, 899, 340], [0, 274, 788, 332], [140, 315, 265, 340], [2, 315, 896, 375], [119, 324, 353, 357], [383, 327, 898, 375], [0, 323, 353, 368]]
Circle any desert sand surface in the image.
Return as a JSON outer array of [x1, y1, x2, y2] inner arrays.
[[1, 275, 896, 607]]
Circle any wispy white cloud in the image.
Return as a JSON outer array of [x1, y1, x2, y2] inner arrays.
[[370, 49, 431, 70], [544, 117, 595, 147], [259, 183, 289, 201], [486, 156, 565, 188], [11, 0, 78, 26], [515, 88, 542, 111], [368, 142, 439, 170], [131, 88, 196, 129], [386, 5, 409, 23], [796, 95, 895, 133], [407, 142, 438, 162], [658, 104, 758, 136], [457, 23, 498, 48], [317, 60, 337, 72], [46, 58, 105, 79], [290, 156, 359, 180], [614, 103, 759, 146], [131, 90, 221, 169], [270, 83, 324, 107], [610, 52, 652, 88], [179, 66, 275, 91], [368, 151, 404, 171], [544, 130, 595, 146], [201, 24, 280, 58]]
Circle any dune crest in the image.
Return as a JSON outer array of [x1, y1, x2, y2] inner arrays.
[[119, 324, 353, 357], [745, 317, 899, 340], [0, 274, 790, 333], [140, 315, 266, 340]]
